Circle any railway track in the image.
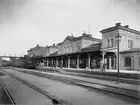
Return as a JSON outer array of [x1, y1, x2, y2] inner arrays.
[[17, 69, 140, 101], [1, 70, 70, 105], [0, 80, 16, 105], [1, 69, 140, 104]]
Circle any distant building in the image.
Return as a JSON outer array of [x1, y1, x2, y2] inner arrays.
[[27, 44, 58, 57], [27, 44, 47, 57]]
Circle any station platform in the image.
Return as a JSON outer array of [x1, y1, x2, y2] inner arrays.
[[38, 66, 140, 74]]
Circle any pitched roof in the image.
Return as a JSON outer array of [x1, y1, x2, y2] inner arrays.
[[57, 33, 101, 46], [81, 43, 101, 52], [27, 45, 46, 52], [47, 44, 57, 48], [72, 35, 101, 42], [57, 42, 62, 45], [49, 51, 58, 56], [120, 48, 140, 53], [58, 36, 77, 45], [67, 35, 77, 41]]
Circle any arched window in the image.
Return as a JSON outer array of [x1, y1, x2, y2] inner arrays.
[[128, 39, 133, 48], [130, 40, 133, 48], [77, 45, 80, 50], [67, 46, 70, 53], [64, 47, 66, 53], [111, 38, 114, 47], [71, 45, 73, 52], [76, 46, 77, 51], [107, 39, 110, 47], [65, 47, 67, 53]]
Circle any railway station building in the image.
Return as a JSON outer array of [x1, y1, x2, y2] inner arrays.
[[28, 23, 140, 71]]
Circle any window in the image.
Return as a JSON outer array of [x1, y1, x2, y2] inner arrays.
[[111, 38, 114, 47], [67, 46, 69, 53], [125, 57, 131, 67], [66, 47, 67, 53], [64, 47, 66, 53], [128, 40, 130, 48], [107, 39, 110, 47], [71, 45, 72, 52], [128, 39, 133, 48], [65, 47, 67, 53], [130, 40, 133, 48], [139, 57, 140, 66]]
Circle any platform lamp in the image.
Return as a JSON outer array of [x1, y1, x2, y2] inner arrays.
[[115, 33, 122, 84]]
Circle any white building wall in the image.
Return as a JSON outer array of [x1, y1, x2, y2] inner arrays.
[[102, 30, 118, 50], [61, 40, 72, 54], [49, 47, 58, 54], [57, 40, 73, 55], [134, 36, 140, 48], [57, 45, 62, 55], [120, 52, 140, 71], [72, 40, 82, 52], [119, 29, 135, 51], [102, 29, 140, 52]]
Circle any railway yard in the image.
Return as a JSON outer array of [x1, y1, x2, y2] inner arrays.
[[0, 67, 140, 105]]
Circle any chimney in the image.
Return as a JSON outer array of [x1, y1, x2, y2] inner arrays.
[[71, 34, 73, 37], [53, 43, 55, 46], [37, 44, 39, 47], [124, 25, 129, 28], [82, 31, 87, 36], [115, 22, 121, 26]]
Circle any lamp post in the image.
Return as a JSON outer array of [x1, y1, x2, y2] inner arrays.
[[115, 33, 122, 84]]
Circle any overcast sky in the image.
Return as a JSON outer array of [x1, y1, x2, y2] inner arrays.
[[0, 0, 139, 56]]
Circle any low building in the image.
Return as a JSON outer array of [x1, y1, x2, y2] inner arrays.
[[28, 44, 58, 57], [27, 44, 47, 57]]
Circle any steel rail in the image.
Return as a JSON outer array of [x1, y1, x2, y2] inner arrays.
[[19, 70, 140, 100], [0, 80, 16, 105], [2, 71, 70, 105]]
